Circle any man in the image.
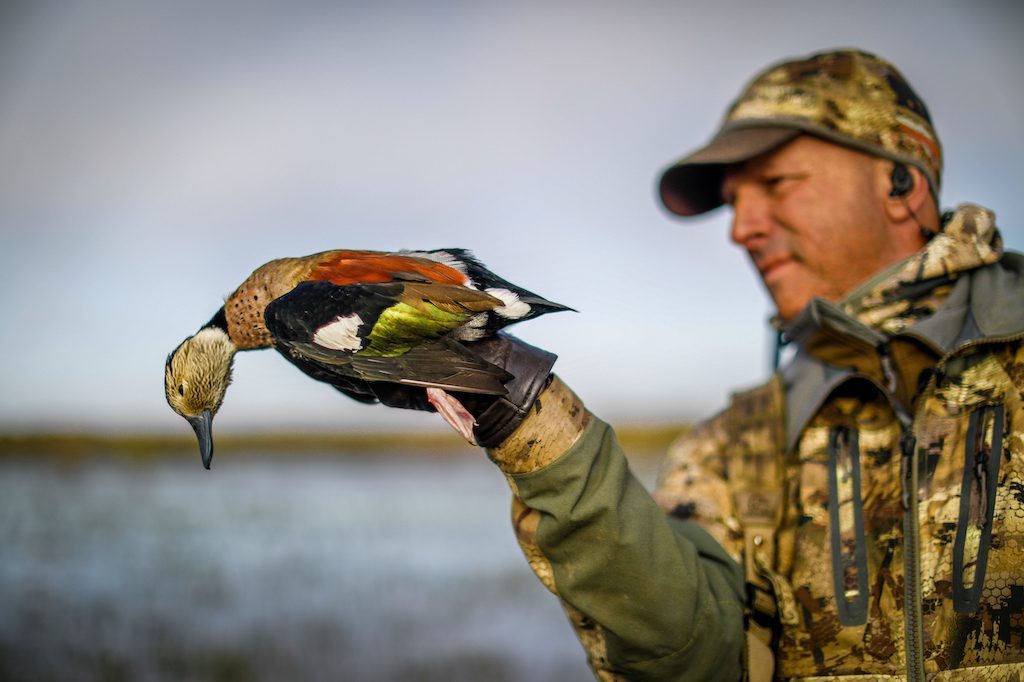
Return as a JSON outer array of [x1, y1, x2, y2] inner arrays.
[[381, 49, 1024, 679]]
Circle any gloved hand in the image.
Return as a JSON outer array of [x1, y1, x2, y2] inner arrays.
[[366, 333, 557, 448]]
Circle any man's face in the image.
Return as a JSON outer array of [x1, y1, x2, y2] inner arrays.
[[722, 135, 911, 322]]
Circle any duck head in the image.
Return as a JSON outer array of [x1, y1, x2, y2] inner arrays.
[[164, 326, 237, 469]]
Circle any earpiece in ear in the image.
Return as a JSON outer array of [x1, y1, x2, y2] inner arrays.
[[889, 163, 913, 198]]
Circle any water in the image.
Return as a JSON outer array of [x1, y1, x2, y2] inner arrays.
[[0, 449, 649, 681]]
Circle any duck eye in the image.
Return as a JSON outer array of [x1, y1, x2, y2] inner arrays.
[[178, 384, 186, 396]]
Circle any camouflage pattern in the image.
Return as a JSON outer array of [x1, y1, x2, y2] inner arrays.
[[510, 494, 625, 682], [489, 375, 590, 475], [725, 49, 942, 194], [842, 205, 1002, 334], [660, 49, 943, 216], [492, 378, 627, 680], [496, 373, 749, 680], [656, 204, 1024, 679]]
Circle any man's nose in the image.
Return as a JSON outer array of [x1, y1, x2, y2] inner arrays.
[[729, 189, 771, 246]]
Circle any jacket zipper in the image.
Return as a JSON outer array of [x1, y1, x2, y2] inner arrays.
[[899, 426, 925, 681], [880, 345, 926, 681], [882, 330, 1024, 680]]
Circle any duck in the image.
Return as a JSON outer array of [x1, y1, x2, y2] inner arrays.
[[164, 248, 570, 468]]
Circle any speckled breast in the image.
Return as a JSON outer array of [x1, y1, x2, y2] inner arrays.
[[224, 256, 318, 349]]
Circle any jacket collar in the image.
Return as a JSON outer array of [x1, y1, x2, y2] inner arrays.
[[777, 204, 1022, 452]]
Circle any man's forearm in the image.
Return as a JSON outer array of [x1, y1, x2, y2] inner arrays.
[[488, 377, 747, 680], [487, 375, 589, 474]]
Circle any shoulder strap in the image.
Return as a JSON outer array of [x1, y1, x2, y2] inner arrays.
[[724, 374, 799, 679], [725, 373, 787, 585]]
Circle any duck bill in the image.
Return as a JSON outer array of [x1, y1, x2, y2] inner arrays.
[[186, 409, 215, 469]]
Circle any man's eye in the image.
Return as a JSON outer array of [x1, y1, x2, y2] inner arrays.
[[765, 174, 802, 191]]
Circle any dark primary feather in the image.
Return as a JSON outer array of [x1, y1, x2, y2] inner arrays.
[[284, 337, 512, 395], [276, 348, 380, 404]]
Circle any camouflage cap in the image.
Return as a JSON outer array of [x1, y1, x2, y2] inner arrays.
[[659, 49, 943, 216]]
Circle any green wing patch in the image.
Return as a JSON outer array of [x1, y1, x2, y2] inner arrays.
[[361, 284, 501, 357]]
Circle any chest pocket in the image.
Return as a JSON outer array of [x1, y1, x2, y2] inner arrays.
[[790, 389, 903, 636], [922, 347, 1023, 624], [953, 403, 1005, 612], [828, 425, 870, 626]]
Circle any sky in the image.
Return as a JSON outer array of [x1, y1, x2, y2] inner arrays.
[[1, 0, 1022, 435]]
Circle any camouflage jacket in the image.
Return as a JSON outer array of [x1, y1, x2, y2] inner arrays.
[[488, 204, 1024, 681], [655, 204, 1024, 680]]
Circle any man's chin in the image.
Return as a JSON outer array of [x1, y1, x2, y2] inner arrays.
[[766, 287, 815, 324], [763, 264, 831, 321]]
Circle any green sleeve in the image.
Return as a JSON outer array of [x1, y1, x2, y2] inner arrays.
[[510, 416, 746, 681]]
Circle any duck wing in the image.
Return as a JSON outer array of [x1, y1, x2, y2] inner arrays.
[[283, 337, 510, 395], [264, 280, 511, 394]]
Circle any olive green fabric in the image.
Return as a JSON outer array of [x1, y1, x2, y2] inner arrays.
[[511, 417, 746, 680]]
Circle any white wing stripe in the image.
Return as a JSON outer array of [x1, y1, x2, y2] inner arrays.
[[486, 288, 531, 319], [313, 313, 364, 352]]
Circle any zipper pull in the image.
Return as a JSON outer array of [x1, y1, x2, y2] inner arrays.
[[901, 428, 916, 511], [975, 455, 989, 522], [971, 405, 995, 525]]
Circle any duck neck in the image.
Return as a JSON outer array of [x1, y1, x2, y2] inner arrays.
[[198, 307, 239, 357], [204, 307, 229, 334]]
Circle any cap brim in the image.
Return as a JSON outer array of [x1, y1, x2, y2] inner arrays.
[[658, 126, 802, 216]]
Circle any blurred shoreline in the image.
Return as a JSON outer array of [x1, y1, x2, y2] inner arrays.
[[0, 423, 689, 460]]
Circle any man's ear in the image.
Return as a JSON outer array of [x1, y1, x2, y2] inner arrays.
[[881, 162, 932, 224]]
